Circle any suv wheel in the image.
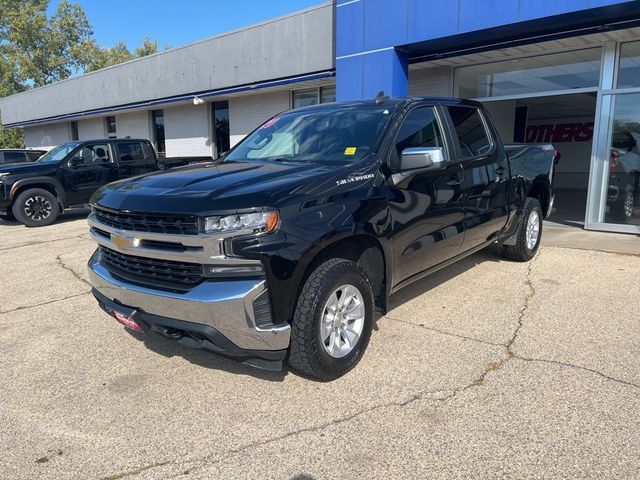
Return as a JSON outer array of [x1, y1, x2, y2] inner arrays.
[[623, 189, 635, 220], [12, 188, 60, 227], [503, 198, 543, 262], [289, 259, 374, 381]]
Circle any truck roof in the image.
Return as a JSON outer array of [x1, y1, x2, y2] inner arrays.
[[289, 96, 482, 114]]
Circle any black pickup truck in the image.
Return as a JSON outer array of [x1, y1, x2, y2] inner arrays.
[[0, 139, 158, 226], [87, 97, 555, 380], [0, 138, 210, 226]]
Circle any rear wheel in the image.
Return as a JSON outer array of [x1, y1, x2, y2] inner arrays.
[[289, 259, 374, 381], [503, 198, 542, 262], [622, 189, 635, 221], [12, 188, 60, 227]]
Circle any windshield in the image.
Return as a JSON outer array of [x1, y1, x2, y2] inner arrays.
[[225, 104, 396, 165], [37, 142, 82, 163]]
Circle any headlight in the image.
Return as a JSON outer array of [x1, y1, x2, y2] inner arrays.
[[204, 210, 279, 234]]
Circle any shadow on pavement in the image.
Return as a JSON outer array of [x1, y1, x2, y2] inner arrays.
[[125, 328, 289, 382], [387, 245, 505, 312]]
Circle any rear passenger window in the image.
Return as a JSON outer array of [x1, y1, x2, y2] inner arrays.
[[26, 151, 43, 161], [118, 142, 146, 162], [391, 107, 445, 170], [3, 151, 27, 163], [447, 106, 492, 158]]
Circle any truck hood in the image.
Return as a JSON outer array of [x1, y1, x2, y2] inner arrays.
[[0, 162, 58, 177], [92, 160, 349, 215]]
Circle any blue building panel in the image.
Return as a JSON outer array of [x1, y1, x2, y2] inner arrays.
[[363, 0, 409, 51], [519, 0, 591, 20], [408, 0, 460, 43], [336, 1, 365, 57], [361, 49, 409, 99], [458, 0, 520, 33], [336, 56, 364, 101]]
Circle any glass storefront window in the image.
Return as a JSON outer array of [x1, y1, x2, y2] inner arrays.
[[604, 93, 640, 225], [617, 41, 640, 89], [292, 88, 319, 109], [320, 86, 336, 104], [456, 48, 602, 99]]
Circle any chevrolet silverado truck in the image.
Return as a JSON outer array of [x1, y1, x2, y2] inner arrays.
[[87, 97, 555, 381]]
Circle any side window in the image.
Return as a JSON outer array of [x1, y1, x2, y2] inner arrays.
[[3, 151, 27, 163], [70, 144, 111, 165], [117, 142, 145, 162], [391, 107, 445, 170], [26, 151, 43, 161], [447, 106, 492, 158]]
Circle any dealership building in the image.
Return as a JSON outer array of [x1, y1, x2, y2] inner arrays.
[[1, 0, 640, 234]]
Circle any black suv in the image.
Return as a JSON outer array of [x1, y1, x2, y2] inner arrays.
[[0, 139, 157, 226], [0, 149, 46, 164]]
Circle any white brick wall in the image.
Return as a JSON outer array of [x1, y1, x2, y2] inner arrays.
[[229, 91, 290, 147], [409, 67, 454, 97], [116, 111, 151, 140], [78, 117, 104, 140], [23, 123, 70, 150], [164, 104, 211, 157]]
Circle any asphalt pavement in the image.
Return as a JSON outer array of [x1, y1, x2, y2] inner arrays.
[[0, 214, 639, 480]]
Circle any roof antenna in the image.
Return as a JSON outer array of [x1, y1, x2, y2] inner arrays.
[[375, 91, 389, 104]]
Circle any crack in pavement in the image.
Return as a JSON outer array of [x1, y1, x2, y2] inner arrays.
[[384, 315, 505, 348], [512, 355, 640, 390], [0, 292, 91, 315], [55, 254, 92, 288], [0, 233, 91, 252]]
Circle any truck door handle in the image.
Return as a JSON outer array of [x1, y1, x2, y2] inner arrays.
[[446, 177, 462, 187], [495, 167, 505, 176]]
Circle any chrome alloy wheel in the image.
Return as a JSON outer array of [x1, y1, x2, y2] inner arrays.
[[24, 195, 52, 221], [624, 191, 634, 220], [526, 210, 540, 251], [320, 284, 365, 359]]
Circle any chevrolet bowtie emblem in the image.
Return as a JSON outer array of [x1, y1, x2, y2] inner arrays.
[[111, 232, 139, 249]]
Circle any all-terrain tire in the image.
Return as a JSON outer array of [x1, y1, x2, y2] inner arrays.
[[289, 259, 374, 381], [12, 188, 60, 227], [503, 198, 543, 262]]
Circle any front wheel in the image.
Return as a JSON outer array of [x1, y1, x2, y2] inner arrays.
[[289, 259, 374, 381], [503, 198, 543, 262], [12, 188, 60, 227]]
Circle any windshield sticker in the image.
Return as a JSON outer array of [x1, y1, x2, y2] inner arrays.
[[336, 173, 375, 186], [260, 117, 279, 129], [344, 147, 357, 156]]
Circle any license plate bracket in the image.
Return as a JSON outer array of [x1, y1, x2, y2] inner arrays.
[[107, 304, 144, 333]]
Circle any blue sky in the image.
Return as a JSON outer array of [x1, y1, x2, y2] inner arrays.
[[47, 0, 323, 51]]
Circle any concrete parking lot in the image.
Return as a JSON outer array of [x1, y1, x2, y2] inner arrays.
[[0, 214, 639, 480]]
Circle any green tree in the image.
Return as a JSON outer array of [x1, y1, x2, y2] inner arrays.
[[0, 0, 160, 148]]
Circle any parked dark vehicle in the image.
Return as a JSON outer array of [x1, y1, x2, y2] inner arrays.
[[0, 149, 46, 164], [88, 97, 555, 380], [608, 131, 640, 221], [0, 139, 160, 226]]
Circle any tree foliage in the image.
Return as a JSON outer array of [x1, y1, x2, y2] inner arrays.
[[0, 0, 160, 147]]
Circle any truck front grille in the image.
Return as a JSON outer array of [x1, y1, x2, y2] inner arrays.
[[93, 206, 200, 235], [99, 246, 204, 292]]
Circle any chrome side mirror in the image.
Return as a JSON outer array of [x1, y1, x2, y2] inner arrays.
[[398, 147, 446, 171]]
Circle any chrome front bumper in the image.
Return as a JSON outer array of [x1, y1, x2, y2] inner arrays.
[[88, 250, 290, 351]]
